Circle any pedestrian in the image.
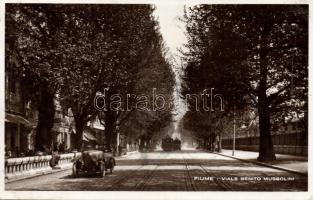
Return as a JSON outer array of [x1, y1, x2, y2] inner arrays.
[[50, 150, 61, 169]]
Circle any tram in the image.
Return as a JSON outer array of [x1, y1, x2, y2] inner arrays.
[[161, 135, 181, 151]]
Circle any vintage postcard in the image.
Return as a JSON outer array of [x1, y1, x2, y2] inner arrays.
[[0, 0, 312, 199]]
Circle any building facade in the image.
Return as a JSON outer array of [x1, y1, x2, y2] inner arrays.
[[52, 96, 75, 152], [5, 54, 38, 157]]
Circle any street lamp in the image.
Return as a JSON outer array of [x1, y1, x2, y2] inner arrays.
[[233, 112, 236, 156], [116, 124, 120, 156], [232, 114, 247, 157]]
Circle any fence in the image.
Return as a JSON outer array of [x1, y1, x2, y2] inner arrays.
[[5, 152, 81, 176], [222, 133, 308, 156]]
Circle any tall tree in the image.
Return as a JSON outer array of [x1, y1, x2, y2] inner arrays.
[[96, 5, 175, 151], [6, 4, 173, 151], [182, 5, 308, 161], [6, 4, 63, 152]]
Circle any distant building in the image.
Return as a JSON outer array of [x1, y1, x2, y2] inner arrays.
[[85, 117, 105, 147], [52, 96, 75, 152]]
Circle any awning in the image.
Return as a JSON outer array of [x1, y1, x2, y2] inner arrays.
[[83, 131, 97, 142], [5, 113, 33, 127]]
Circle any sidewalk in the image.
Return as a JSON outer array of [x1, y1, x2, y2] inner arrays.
[[5, 151, 138, 183], [5, 163, 73, 183], [117, 150, 139, 159], [217, 149, 308, 175]]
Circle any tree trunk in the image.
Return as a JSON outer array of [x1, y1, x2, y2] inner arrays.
[[212, 134, 216, 152], [257, 41, 276, 162], [74, 117, 85, 151], [257, 104, 276, 162], [205, 138, 207, 150], [104, 111, 116, 151], [208, 136, 211, 151], [35, 83, 55, 153], [217, 134, 222, 152]]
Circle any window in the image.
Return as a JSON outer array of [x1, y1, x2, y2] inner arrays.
[[9, 69, 16, 94]]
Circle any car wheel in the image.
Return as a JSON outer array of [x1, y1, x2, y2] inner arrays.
[[72, 163, 78, 178], [99, 162, 106, 177], [109, 158, 114, 173]]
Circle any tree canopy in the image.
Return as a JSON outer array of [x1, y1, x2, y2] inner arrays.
[[6, 4, 175, 152], [181, 5, 308, 161]]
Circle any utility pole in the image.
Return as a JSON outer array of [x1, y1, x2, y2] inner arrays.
[[233, 109, 236, 156], [116, 125, 120, 156], [116, 112, 120, 156]]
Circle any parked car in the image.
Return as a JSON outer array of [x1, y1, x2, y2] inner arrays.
[[72, 149, 115, 178]]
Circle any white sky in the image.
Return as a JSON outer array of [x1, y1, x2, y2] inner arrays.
[[153, 4, 187, 58], [153, 4, 188, 121]]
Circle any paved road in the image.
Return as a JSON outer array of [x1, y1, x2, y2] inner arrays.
[[5, 150, 307, 191]]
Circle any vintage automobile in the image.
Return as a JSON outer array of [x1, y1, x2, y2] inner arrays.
[[72, 149, 115, 178]]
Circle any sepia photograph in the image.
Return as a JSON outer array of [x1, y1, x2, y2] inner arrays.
[[1, 1, 311, 199]]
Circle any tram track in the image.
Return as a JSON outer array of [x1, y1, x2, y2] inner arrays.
[[182, 156, 198, 191], [105, 165, 146, 191], [184, 151, 233, 191], [133, 153, 174, 191], [107, 152, 168, 191], [199, 164, 233, 191], [134, 164, 159, 191]]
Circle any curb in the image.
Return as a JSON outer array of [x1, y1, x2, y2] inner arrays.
[[214, 152, 308, 176], [5, 164, 72, 183], [125, 150, 138, 155], [118, 151, 138, 158]]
